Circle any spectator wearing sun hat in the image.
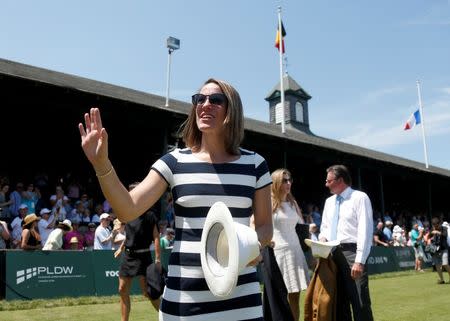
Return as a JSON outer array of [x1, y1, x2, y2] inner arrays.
[[64, 221, 84, 250], [43, 219, 73, 250], [21, 213, 42, 250], [69, 236, 81, 250]]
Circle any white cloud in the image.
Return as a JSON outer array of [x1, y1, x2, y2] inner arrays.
[[340, 97, 450, 149], [360, 86, 408, 105], [440, 87, 450, 95]]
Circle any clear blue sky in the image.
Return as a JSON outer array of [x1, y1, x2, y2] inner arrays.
[[2, 1, 450, 169]]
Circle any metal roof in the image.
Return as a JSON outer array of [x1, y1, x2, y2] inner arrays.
[[265, 74, 312, 100], [1, 57, 449, 177]]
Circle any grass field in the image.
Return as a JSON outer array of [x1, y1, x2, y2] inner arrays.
[[1, 269, 449, 321]]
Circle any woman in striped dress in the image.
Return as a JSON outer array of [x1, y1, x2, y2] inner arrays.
[[79, 78, 273, 320]]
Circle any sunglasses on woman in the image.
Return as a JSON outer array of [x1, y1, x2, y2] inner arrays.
[[282, 178, 293, 184], [192, 93, 228, 106]]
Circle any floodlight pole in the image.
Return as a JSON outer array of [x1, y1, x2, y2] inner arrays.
[[165, 36, 180, 107], [165, 48, 174, 107]]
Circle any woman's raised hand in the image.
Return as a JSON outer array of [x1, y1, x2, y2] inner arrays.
[[78, 107, 110, 173]]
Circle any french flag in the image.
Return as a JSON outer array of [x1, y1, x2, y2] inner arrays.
[[404, 109, 421, 130]]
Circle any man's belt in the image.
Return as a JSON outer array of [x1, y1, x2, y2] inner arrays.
[[339, 243, 357, 251], [125, 247, 150, 254]]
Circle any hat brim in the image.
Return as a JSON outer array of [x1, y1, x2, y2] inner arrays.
[[23, 216, 40, 228], [58, 223, 73, 231], [304, 239, 340, 258], [200, 201, 259, 298]]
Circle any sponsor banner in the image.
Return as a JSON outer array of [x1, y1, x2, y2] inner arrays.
[[4, 249, 172, 300], [367, 246, 398, 274], [6, 250, 95, 300], [392, 247, 415, 270], [366, 246, 430, 275], [91, 250, 142, 296], [0, 250, 6, 299]]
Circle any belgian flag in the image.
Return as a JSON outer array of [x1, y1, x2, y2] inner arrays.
[[275, 21, 286, 53]]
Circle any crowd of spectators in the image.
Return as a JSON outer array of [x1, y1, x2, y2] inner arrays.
[[1, 174, 449, 256], [0, 175, 178, 252], [302, 204, 450, 253], [0, 174, 123, 250], [370, 210, 450, 250]]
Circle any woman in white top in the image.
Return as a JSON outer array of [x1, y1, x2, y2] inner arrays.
[[112, 218, 126, 250], [271, 168, 310, 321]]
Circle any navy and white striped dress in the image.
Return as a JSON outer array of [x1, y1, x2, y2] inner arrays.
[[152, 147, 271, 321]]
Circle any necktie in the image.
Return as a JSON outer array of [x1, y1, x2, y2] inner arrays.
[[330, 195, 343, 241]]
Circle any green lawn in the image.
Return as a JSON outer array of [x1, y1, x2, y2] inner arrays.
[[1, 269, 449, 321]]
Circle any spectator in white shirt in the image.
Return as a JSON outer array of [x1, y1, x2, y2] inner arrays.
[[67, 201, 84, 224], [37, 208, 56, 246], [49, 185, 69, 221], [10, 204, 28, 248], [94, 213, 117, 250], [0, 220, 10, 249], [43, 219, 73, 250]]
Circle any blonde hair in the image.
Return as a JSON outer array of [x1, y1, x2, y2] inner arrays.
[[180, 78, 244, 155], [113, 218, 122, 230], [271, 168, 296, 212]]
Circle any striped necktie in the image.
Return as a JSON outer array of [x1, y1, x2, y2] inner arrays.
[[330, 195, 343, 241]]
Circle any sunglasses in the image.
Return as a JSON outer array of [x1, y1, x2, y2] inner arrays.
[[192, 93, 228, 106], [282, 178, 293, 184]]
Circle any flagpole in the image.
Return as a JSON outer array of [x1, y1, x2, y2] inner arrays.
[[278, 6, 286, 134], [416, 80, 429, 169]]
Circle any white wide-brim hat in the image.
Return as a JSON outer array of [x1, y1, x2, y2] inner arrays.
[[200, 201, 260, 298], [304, 239, 340, 258]]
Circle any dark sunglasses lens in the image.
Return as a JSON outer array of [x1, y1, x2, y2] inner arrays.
[[192, 93, 226, 106], [192, 94, 206, 105], [209, 94, 226, 105]]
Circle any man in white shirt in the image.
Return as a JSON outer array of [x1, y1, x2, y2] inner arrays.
[[319, 164, 374, 321], [43, 219, 72, 250], [94, 213, 117, 250], [10, 204, 28, 248], [38, 208, 56, 246]]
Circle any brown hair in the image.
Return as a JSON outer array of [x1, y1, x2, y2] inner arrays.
[[327, 165, 352, 186], [180, 78, 244, 155], [271, 168, 297, 212]]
